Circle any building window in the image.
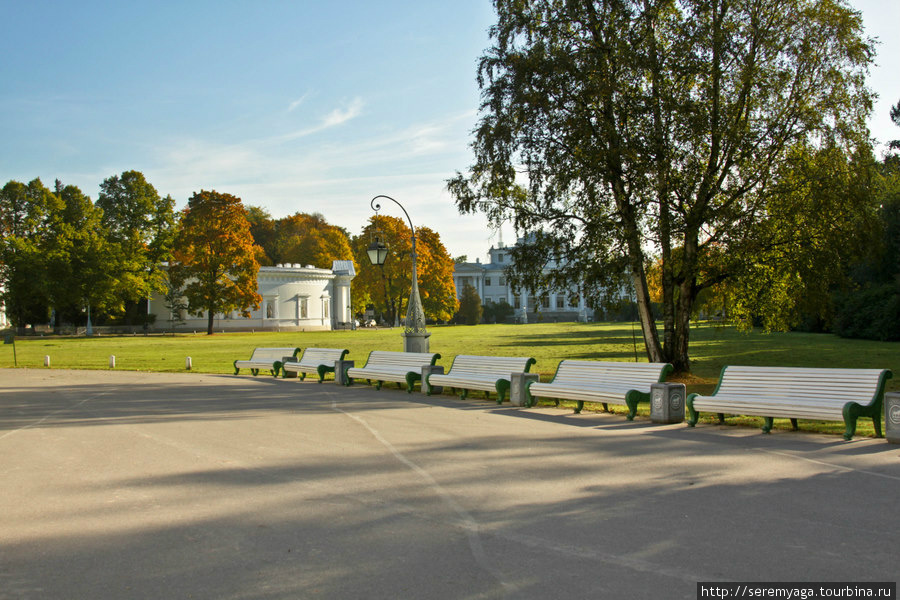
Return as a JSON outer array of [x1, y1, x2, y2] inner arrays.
[[513, 294, 520, 309], [484, 296, 492, 304], [499, 276, 506, 286], [498, 253, 504, 263], [484, 277, 491, 287], [541, 295, 550, 309], [557, 296, 565, 309]]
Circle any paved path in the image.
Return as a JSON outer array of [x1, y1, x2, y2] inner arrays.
[[1, 368, 898, 599]]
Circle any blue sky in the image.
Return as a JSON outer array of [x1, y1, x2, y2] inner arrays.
[[2, 0, 898, 264]]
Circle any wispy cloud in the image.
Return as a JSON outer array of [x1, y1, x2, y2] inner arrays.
[[287, 93, 310, 113], [279, 97, 365, 141]]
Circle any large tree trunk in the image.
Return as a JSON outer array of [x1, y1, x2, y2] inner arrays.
[[667, 229, 702, 373], [612, 172, 665, 364], [632, 268, 664, 363], [671, 281, 694, 373], [206, 306, 215, 335]]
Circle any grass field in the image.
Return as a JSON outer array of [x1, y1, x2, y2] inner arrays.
[[2, 321, 897, 436]]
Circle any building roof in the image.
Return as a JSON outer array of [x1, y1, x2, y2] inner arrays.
[[331, 260, 356, 277]]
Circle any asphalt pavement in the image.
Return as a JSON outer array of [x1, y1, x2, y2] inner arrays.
[[1, 368, 898, 599]]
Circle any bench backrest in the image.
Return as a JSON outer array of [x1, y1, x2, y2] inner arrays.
[[551, 360, 672, 387], [713, 366, 891, 405], [299, 347, 349, 365], [362, 350, 440, 369], [250, 347, 301, 361], [447, 355, 536, 376]]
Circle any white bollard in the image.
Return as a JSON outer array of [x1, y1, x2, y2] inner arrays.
[[109, 355, 116, 369], [44, 355, 50, 368], [185, 357, 192, 370]]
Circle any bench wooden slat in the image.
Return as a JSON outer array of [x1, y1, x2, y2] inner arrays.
[[686, 365, 893, 440], [425, 355, 536, 404], [526, 360, 673, 419], [279, 348, 349, 382], [346, 351, 441, 393], [234, 347, 301, 376]]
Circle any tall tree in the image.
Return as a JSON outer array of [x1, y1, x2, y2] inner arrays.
[[169, 190, 262, 335], [0, 178, 58, 330], [724, 143, 880, 330], [352, 215, 413, 325], [449, 0, 874, 372], [271, 212, 355, 269], [414, 226, 459, 322], [245, 205, 277, 266], [43, 181, 117, 328], [457, 282, 483, 325], [889, 99, 900, 153], [351, 216, 458, 325], [96, 170, 175, 322]]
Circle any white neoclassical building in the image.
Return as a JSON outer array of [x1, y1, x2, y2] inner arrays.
[[453, 240, 590, 323], [0, 282, 7, 329], [148, 261, 356, 332]]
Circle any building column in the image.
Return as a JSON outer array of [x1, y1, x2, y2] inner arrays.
[[519, 290, 528, 324], [334, 274, 353, 327]]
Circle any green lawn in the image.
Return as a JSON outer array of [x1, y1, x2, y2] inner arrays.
[[2, 321, 896, 436]]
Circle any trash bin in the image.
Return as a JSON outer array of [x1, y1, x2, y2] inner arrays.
[[334, 360, 354, 386], [650, 382, 686, 424], [421, 365, 444, 395], [510, 372, 539, 407], [885, 393, 900, 444]]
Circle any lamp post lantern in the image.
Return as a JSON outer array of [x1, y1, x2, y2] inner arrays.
[[367, 195, 430, 352]]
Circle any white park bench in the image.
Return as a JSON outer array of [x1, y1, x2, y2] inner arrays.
[[277, 347, 350, 382], [686, 365, 894, 440], [425, 354, 537, 404], [346, 350, 441, 393], [526, 360, 674, 420], [233, 347, 301, 376]]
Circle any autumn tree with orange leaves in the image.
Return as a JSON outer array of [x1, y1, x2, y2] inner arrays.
[[170, 190, 262, 335], [352, 215, 457, 324]]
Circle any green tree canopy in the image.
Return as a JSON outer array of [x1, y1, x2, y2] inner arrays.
[[44, 181, 117, 327], [889, 99, 900, 154], [97, 170, 175, 321], [457, 282, 483, 325], [449, 0, 875, 372], [0, 178, 59, 329]]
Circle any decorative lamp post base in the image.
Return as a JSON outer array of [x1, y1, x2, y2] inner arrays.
[[402, 331, 431, 353]]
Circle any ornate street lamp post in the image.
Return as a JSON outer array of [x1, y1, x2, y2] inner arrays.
[[367, 195, 430, 352]]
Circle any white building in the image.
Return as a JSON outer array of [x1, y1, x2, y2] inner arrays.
[[0, 282, 7, 329], [148, 261, 356, 332], [453, 240, 590, 323]]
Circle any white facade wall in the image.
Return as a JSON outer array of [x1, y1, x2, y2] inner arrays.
[[0, 282, 7, 329], [453, 241, 590, 322], [149, 262, 355, 332]]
